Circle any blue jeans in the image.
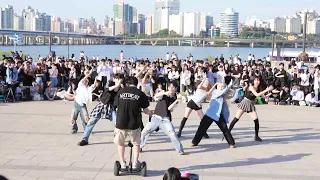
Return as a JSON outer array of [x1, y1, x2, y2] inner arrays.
[[50, 77, 58, 88], [141, 115, 184, 152], [71, 101, 88, 132], [82, 109, 116, 141]]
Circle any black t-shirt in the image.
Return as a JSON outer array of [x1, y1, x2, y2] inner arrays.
[[154, 95, 177, 121], [114, 86, 149, 130], [100, 81, 119, 105]]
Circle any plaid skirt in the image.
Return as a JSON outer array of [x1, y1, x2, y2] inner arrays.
[[237, 98, 256, 113]]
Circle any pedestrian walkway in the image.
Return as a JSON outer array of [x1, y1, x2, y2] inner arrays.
[[0, 101, 320, 180]]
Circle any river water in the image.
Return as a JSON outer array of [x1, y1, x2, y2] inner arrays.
[[1, 45, 318, 61]]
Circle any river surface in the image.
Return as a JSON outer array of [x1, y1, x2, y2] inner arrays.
[[1, 45, 319, 60]]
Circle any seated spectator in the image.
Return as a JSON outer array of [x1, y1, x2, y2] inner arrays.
[[45, 81, 58, 101], [163, 167, 198, 180], [305, 92, 320, 107], [265, 89, 280, 104], [291, 85, 305, 106], [279, 86, 291, 105]]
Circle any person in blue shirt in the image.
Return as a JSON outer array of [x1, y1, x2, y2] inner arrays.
[[191, 81, 235, 148]]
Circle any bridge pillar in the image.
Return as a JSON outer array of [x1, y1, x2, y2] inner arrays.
[[4, 36, 8, 45], [134, 41, 142, 45], [167, 41, 169, 46], [202, 41, 205, 47], [190, 41, 193, 47], [227, 41, 230, 47], [0, 36, 3, 45], [150, 41, 157, 46], [178, 40, 181, 46], [250, 42, 254, 48], [294, 43, 298, 48]]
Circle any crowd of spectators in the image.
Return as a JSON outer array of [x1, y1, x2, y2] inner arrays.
[[0, 51, 319, 107]]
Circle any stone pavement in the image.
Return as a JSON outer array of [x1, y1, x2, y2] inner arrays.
[[0, 101, 320, 180]]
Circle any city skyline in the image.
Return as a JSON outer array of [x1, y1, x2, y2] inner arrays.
[[1, 0, 320, 23]]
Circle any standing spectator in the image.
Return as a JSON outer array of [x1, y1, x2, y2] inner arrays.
[[49, 64, 58, 88]]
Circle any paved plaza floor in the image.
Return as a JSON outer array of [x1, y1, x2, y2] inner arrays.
[[0, 101, 320, 180]]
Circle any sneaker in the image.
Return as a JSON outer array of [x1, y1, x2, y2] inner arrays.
[[179, 151, 185, 155], [229, 145, 236, 148], [203, 133, 210, 139], [121, 161, 127, 169], [190, 144, 197, 147], [132, 161, 141, 169], [155, 127, 160, 132], [71, 130, 78, 134], [255, 136, 263, 142], [78, 140, 88, 146]]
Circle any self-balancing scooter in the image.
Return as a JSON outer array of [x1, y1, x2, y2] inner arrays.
[[114, 141, 147, 177]]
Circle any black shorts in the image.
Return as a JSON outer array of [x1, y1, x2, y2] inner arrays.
[[187, 99, 202, 110]]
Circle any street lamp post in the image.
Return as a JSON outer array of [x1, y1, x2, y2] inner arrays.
[[67, 28, 70, 59], [303, 12, 308, 53], [49, 31, 52, 54]]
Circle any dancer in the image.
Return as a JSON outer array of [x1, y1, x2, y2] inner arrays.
[[113, 76, 153, 169], [177, 78, 213, 138], [140, 82, 185, 155], [191, 81, 235, 148], [78, 74, 124, 146], [70, 70, 98, 134], [228, 76, 273, 142]]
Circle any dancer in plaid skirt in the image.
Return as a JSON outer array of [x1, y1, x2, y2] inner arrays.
[[78, 74, 124, 146]]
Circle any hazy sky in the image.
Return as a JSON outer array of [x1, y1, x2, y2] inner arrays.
[[1, 0, 319, 23]]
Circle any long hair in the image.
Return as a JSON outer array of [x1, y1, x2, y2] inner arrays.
[[163, 167, 181, 180]]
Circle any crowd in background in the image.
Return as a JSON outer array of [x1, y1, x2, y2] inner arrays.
[[0, 51, 320, 107]]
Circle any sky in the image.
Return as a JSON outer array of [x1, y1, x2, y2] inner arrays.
[[1, 0, 320, 23]]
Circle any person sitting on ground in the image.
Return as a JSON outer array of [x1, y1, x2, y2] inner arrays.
[[305, 91, 320, 107], [279, 86, 292, 105], [163, 167, 197, 180], [291, 85, 305, 106], [45, 81, 58, 101]]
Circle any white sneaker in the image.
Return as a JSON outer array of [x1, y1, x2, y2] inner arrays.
[[121, 161, 126, 169], [132, 161, 141, 169]]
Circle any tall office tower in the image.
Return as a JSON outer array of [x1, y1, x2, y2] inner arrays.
[[153, 0, 180, 33], [220, 8, 239, 38]]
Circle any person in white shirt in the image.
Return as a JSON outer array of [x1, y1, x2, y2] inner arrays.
[[97, 59, 109, 89], [300, 69, 310, 88], [71, 70, 99, 134], [180, 65, 191, 93], [166, 52, 170, 63], [120, 51, 124, 61], [305, 92, 319, 107], [291, 85, 305, 106], [113, 60, 123, 74], [214, 65, 226, 83]]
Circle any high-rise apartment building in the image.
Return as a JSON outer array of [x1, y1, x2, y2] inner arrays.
[[22, 6, 36, 31], [145, 13, 154, 35], [205, 15, 214, 33], [154, 0, 180, 33], [269, 17, 286, 33], [113, 2, 134, 34], [286, 16, 301, 34], [0, 8, 2, 29], [183, 12, 201, 37], [138, 14, 146, 34], [169, 12, 184, 36], [220, 8, 239, 38], [307, 19, 320, 35], [1, 5, 14, 29]]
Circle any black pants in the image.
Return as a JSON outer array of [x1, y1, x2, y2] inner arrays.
[[101, 76, 107, 90], [192, 115, 235, 146]]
